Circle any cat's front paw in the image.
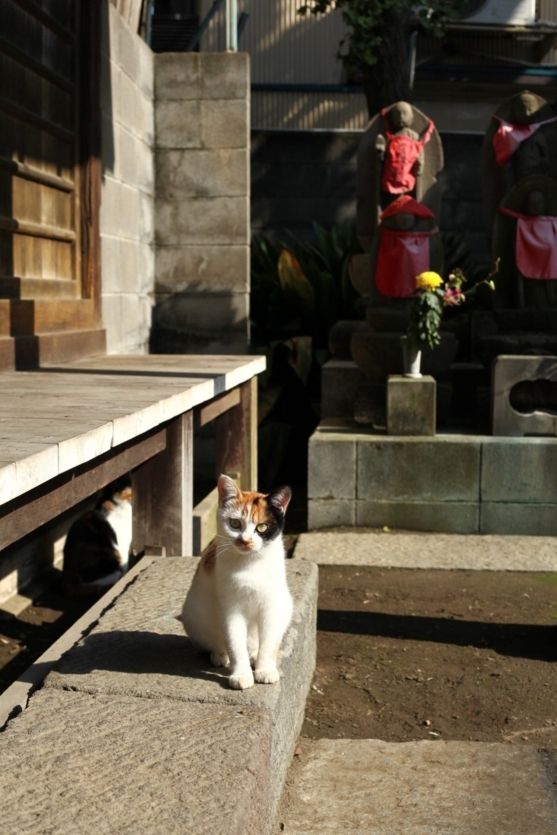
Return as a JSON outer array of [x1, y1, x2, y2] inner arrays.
[[228, 670, 255, 690], [254, 666, 280, 685], [210, 651, 230, 668]]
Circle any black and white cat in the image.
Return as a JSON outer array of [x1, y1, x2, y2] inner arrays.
[[62, 478, 132, 598]]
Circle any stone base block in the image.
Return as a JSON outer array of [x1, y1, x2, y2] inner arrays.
[[0, 689, 272, 835], [307, 422, 557, 535], [387, 375, 436, 436], [45, 557, 318, 830], [356, 499, 479, 533]]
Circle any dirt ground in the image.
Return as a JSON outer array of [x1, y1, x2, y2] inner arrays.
[[0, 569, 91, 695], [302, 565, 557, 748], [3, 562, 557, 755]]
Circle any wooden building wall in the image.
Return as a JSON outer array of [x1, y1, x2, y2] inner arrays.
[[0, 0, 106, 370]]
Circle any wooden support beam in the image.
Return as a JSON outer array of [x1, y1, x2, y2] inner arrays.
[[214, 378, 257, 492], [0, 427, 166, 552], [195, 388, 240, 428], [132, 412, 193, 557]]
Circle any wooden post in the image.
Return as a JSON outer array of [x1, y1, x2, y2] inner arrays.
[[132, 412, 193, 556], [215, 377, 257, 491]]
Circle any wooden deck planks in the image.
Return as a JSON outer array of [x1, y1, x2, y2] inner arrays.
[[0, 355, 265, 505]]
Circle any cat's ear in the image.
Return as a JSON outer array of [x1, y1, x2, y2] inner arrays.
[[267, 485, 292, 515], [217, 474, 240, 507]]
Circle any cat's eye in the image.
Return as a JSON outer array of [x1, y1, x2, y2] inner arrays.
[[229, 518, 241, 529], [256, 523, 268, 533]]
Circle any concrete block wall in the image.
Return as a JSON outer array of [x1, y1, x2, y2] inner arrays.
[[308, 423, 557, 535], [153, 53, 250, 354], [100, 2, 155, 354]]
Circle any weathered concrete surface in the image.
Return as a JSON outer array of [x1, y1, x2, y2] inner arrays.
[[0, 688, 272, 835], [45, 557, 318, 825], [276, 739, 557, 835], [387, 375, 436, 436], [294, 530, 557, 570]]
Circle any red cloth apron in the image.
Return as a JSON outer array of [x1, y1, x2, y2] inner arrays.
[[498, 206, 557, 279], [380, 111, 434, 194], [492, 115, 557, 167], [375, 227, 437, 297]]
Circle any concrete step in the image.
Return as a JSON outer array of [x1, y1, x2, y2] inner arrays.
[[0, 557, 318, 835], [275, 738, 557, 835], [294, 530, 557, 571]]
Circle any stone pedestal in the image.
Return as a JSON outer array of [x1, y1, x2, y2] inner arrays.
[[492, 354, 557, 436], [387, 375, 436, 436]]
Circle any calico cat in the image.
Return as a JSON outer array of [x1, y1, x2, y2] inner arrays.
[[62, 478, 132, 598], [181, 474, 292, 690]]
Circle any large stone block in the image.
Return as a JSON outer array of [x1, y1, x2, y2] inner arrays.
[[155, 245, 249, 294], [481, 439, 557, 503], [117, 68, 154, 146], [308, 434, 356, 499], [155, 53, 202, 101], [357, 437, 481, 502], [155, 100, 203, 150], [356, 500, 480, 534], [156, 148, 248, 199], [115, 6, 154, 99], [387, 375, 436, 436], [308, 499, 355, 529], [277, 738, 557, 835], [45, 558, 318, 826], [480, 502, 557, 536], [201, 52, 250, 100], [154, 291, 249, 334], [100, 176, 142, 241], [201, 99, 249, 149], [121, 124, 148, 187], [0, 689, 272, 835], [155, 196, 249, 246]]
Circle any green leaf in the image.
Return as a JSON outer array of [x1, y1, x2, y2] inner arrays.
[[277, 248, 316, 316]]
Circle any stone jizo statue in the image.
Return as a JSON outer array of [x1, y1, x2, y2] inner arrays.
[[357, 102, 443, 251]]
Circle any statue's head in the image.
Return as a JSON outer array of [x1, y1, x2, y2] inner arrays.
[[512, 92, 542, 124], [389, 102, 414, 130], [525, 190, 546, 215]]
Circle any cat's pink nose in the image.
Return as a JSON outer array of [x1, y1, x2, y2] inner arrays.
[[238, 538, 252, 548]]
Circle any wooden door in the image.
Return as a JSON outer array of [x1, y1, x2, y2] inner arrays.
[[0, 0, 105, 370]]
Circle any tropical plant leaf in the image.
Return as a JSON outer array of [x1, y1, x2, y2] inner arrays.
[[277, 248, 315, 315]]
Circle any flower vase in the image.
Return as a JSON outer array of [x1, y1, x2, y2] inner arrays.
[[402, 339, 422, 378]]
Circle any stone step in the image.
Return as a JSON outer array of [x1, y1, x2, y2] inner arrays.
[[294, 530, 557, 571], [275, 738, 557, 835], [0, 557, 318, 835]]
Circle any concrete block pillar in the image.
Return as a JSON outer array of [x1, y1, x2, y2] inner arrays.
[[153, 52, 250, 354], [387, 375, 436, 436]]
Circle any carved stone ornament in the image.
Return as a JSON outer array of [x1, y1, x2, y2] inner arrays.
[[356, 102, 443, 251]]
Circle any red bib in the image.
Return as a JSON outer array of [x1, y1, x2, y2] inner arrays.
[[380, 112, 434, 194], [492, 115, 557, 167], [499, 206, 557, 279], [375, 228, 436, 297]]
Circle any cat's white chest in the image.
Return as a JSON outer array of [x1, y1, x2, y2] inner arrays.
[[108, 500, 132, 571]]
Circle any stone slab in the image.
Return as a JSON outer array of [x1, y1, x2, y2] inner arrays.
[[480, 503, 557, 536], [294, 530, 557, 570], [355, 499, 480, 534], [308, 433, 356, 500], [357, 437, 481, 502], [482, 439, 557, 504], [45, 557, 318, 823], [276, 738, 557, 834], [308, 499, 356, 530], [0, 688, 272, 835], [387, 375, 436, 436]]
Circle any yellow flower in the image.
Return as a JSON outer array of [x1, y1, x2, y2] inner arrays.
[[416, 271, 443, 291]]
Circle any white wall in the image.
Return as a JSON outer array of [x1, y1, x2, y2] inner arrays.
[[100, 2, 155, 354]]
